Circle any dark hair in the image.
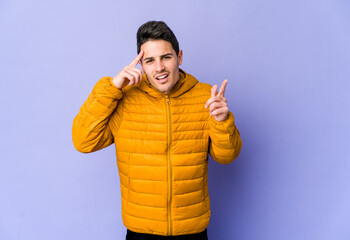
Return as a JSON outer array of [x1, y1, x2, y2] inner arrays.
[[137, 21, 179, 55]]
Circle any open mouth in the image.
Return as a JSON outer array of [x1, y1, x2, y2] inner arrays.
[[155, 73, 169, 83]]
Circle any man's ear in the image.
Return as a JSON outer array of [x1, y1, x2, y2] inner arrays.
[[178, 50, 183, 65]]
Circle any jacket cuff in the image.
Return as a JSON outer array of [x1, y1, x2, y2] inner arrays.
[[210, 111, 235, 135]]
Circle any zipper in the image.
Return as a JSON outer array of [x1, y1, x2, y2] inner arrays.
[[165, 95, 172, 235]]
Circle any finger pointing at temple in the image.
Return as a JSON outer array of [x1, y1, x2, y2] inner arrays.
[[112, 50, 145, 89], [129, 50, 144, 67]]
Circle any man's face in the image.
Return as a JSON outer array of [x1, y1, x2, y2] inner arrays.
[[140, 39, 183, 94]]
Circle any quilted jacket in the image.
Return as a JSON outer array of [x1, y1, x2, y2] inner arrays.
[[72, 69, 242, 236]]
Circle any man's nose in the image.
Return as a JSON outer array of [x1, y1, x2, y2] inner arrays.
[[155, 60, 165, 72]]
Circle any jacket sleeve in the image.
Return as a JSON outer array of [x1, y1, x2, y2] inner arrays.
[[209, 111, 242, 164], [72, 76, 123, 153]]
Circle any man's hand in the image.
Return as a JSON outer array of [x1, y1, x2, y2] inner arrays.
[[205, 79, 229, 122], [112, 50, 144, 89]]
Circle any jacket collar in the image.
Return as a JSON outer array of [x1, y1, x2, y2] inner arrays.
[[136, 68, 198, 98]]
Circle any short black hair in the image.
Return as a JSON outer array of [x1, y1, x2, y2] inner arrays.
[[137, 21, 179, 55]]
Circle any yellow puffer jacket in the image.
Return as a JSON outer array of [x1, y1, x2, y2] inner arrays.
[[72, 69, 242, 236]]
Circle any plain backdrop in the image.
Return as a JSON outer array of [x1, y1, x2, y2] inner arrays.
[[1, 0, 349, 239]]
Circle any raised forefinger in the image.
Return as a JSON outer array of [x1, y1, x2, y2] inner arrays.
[[129, 50, 144, 67], [218, 79, 228, 97]]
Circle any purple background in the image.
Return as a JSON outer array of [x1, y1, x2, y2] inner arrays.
[[1, 0, 349, 239]]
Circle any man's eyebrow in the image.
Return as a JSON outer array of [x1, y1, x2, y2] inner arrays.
[[161, 53, 174, 58], [143, 56, 153, 61], [143, 53, 174, 61]]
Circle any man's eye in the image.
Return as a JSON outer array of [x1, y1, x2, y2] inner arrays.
[[145, 60, 153, 63], [164, 56, 171, 59]]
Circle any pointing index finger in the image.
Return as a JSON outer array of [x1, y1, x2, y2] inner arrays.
[[218, 79, 228, 97], [129, 50, 144, 67]]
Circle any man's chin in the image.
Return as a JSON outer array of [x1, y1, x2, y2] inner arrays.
[[151, 83, 168, 93], [149, 80, 174, 94], [159, 87, 170, 94]]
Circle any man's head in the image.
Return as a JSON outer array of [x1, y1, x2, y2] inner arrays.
[[137, 21, 183, 94]]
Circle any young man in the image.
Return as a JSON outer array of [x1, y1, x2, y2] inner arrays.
[[72, 21, 242, 240]]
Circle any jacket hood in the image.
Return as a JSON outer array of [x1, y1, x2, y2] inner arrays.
[[136, 68, 198, 98]]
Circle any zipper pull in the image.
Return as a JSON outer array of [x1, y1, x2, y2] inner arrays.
[[166, 95, 170, 104]]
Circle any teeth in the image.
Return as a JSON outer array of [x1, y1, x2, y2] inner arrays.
[[157, 75, 168, 80]]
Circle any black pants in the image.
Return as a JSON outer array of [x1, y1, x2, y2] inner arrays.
[[126, 228, 208, 240]]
